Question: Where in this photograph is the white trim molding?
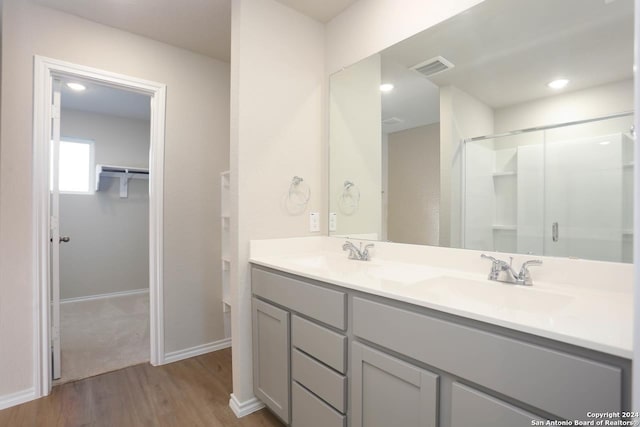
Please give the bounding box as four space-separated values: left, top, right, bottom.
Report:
32 55 167 400
164 338 232 364
60 288 149 304
229 393 265 418
0 388 36 411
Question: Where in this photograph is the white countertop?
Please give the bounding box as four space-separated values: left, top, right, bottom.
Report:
250 242 632 359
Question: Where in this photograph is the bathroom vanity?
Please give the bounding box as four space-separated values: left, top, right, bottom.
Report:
249 239 632 427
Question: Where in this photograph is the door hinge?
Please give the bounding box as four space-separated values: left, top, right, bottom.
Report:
50 216 59 231
51 104 60 120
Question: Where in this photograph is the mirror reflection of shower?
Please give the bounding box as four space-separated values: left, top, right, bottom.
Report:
463 111 634 263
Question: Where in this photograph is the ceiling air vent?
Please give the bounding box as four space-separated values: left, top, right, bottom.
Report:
382 117 404 126
410 56 454 78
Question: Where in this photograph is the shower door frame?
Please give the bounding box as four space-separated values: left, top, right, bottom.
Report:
461 110 634 257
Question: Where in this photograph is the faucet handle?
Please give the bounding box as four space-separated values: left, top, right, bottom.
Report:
518 259 542 285
481 253 499 263
481 254 503 280
362 243 375 260
520 259 543 270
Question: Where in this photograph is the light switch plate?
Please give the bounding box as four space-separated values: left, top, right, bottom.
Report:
329 212 337 231
309 212 320 232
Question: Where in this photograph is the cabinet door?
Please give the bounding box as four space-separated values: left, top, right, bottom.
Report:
351 342 439 427
252 298 290 424
451 382 542 427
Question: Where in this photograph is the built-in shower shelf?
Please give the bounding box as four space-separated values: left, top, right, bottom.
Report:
492 224 517 231
492 171 517 177
622 229 634 236
95 164 149 198
623 162 634 168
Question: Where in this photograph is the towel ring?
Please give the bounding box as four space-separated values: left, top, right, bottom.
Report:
338 180 360 215
284 176 310 215
289 176 310 206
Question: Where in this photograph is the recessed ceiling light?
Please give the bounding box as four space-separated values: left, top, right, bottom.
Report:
66 82 86 92
380 83 394 93
600 141 611 145
547 79 569 90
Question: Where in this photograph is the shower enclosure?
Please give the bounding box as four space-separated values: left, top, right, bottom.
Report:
463 112 634 263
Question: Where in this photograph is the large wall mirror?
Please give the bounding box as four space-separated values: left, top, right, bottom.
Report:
329 0 634 263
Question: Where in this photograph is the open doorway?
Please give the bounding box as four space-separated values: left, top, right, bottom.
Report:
33 56 167 397
51 77 151 383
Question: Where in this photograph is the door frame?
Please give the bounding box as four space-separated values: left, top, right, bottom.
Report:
32 56 167 397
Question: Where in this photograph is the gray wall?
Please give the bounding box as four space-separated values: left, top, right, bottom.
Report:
387 123 440 245
230 0 325 403
59 108 150 300
0 0 230 396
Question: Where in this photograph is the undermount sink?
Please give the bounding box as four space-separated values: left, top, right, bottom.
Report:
283 255 572 315
365 263 444 285
403 275 573 314
288 255 331 270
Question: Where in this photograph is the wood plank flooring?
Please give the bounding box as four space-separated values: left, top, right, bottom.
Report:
0 348 284 427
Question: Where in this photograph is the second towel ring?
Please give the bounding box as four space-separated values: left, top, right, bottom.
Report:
339 180 360 215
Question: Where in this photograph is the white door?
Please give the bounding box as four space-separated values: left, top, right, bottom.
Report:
50 79 62 380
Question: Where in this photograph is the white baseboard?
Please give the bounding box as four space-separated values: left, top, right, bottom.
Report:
163 337 232 364
60 288 149 304
229 393 265 418
0 388 36 411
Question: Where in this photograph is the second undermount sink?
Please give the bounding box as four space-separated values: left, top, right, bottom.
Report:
402 275 573 314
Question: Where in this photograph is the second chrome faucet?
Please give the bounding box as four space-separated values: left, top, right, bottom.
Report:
343 241 374 261
481 254 542 286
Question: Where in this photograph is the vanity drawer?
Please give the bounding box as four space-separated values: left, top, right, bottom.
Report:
292 381 346 427
352 297 622 420
292 315 347 373
252 267 346 330
292 348 347 413
451 382 542 427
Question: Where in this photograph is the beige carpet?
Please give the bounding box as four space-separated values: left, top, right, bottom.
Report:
57 291 150 384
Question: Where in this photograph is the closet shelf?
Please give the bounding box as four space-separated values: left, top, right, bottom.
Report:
96 164 149 198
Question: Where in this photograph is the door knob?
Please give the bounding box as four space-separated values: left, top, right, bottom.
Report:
59 236 70 243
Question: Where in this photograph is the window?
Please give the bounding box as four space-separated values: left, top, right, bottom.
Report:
50 139 95 194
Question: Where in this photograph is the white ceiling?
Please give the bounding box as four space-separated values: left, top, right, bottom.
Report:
31 0 358 62
273 0 358 22
61 78 150 121
379 0 633 132
33 0 232 61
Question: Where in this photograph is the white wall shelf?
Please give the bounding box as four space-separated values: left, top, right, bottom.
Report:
95 164 149 198
221 171 231 338
492 224 517 231
492 171 517 177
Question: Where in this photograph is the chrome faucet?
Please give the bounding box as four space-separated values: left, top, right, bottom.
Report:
343 241 374 261
481 254 542 286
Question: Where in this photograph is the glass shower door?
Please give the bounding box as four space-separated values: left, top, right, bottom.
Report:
543 116 634 262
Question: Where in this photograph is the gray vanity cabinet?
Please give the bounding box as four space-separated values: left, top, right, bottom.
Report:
351 342 439 427
252 266 348 426
251 265 630 427
252 298 290 424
